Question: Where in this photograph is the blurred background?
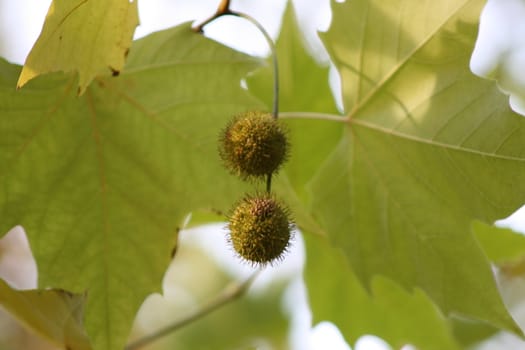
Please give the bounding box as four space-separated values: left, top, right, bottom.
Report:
2 0 525 349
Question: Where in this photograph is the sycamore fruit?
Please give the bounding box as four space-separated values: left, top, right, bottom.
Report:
219 111 288 180
228 194 292 265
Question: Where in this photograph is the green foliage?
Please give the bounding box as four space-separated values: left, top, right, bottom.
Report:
305 234 461 350
310 0 524 333
2 0 525 349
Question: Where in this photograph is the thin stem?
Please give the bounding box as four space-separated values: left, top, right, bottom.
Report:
229 11 279 120
226 11 280 193
193 10 279 120
125 272 260 350
266 173 272 193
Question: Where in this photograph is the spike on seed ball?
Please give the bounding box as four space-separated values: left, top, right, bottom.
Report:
219 111 289 180
228 194 292 265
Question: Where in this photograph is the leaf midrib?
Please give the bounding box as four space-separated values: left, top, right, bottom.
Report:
85 89 112 349
346 0 471 119
280 112 525 162
351 118 525 162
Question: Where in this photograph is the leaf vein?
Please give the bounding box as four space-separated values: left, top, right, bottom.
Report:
348 0 470 119
352 118 525 162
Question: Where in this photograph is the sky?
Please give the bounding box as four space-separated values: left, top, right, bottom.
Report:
2 0 525 349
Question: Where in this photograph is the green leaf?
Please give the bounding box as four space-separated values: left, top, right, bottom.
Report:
308 0 525 333
305 234 461 350
451 223 525 346
0 279 91 349
0 24 261 350
449 316 498 348
17 0 138 94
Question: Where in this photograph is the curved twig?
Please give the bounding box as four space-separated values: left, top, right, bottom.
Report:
193 7 279 120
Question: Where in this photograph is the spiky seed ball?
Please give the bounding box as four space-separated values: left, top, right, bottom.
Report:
219 111 289 180
228 194 292 265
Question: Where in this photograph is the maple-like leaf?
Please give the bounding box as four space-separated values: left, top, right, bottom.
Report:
1 24 260 350
304 0 525 333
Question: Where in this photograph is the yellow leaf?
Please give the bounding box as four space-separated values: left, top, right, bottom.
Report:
17 0 138 94
0 279 91 350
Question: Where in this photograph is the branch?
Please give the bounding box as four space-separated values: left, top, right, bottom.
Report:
125 272 260 350
192 0 231 33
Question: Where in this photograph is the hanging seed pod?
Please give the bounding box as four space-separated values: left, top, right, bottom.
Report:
219 111 289 181
227 194 292 265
